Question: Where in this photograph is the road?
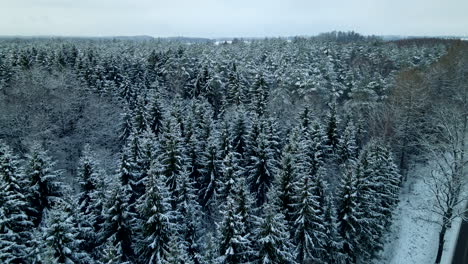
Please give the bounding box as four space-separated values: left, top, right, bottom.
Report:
452 210 468 264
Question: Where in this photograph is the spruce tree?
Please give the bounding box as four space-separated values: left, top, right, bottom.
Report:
136 170 174 264
217 151 243 206
337 166 360 263
157 117 186 202
199 138 222 214
292 173 327 263
76 144 104 256
147 92 165 136
250 74 269 116
101 186 135 262
40 204 88 263
164 233 195 264
0 143 34 263
216 196 253 264
230 107 249 159
226 62 245 106
175 168 203 264
337 120 358 164
275 143 298 231
323 197 346 264
254 201 297 264
246 130 277 207
101 234 130 264
24 144 62 227
297 121 328 178
325 102 340 154
120 110 134 142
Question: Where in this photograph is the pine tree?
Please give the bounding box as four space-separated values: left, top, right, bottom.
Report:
337 166 360 263
217 119 232 162
250 74 269 116
76 144 104 256
120 110 134 142
225 62 245 106
337 120 358 163
298 107 312 132
175 168 203 264
217 151 243 206
133 102 148 134
275 143 298 231
325 102 340 154
230 107 249 159
353 152 382 261
374 144 401 221
164 233 195 264
0 143 34 263
136 171 174 264
101 186 135 262
233 179 255 241
201 232 218 264
323 197 346 264
254 201 297 264
199 138 222 214
246 127 277 207
297 120 328 177
216 196 253 264
147 92 165 136
292 173 327 263
101 234 130 264
24 144 62 227
40 204 88 263
157 117 186 202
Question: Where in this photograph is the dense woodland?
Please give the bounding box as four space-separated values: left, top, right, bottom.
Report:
0 34 467 264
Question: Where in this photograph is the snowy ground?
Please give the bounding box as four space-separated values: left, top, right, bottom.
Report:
374 164 465 264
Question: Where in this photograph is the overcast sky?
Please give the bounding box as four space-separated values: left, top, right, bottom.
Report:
0 0 466 38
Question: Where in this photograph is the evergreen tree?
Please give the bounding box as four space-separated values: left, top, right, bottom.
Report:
133 102 148 134
164 233 195 264
175 168 203 264
337 120 358 163
323 197 346 264
199 138 222 214
147 92 165 136
275 143 298 231
298 121 328 177
325 102 340 154
337 166 360 263
101 186 135 262
76 144 104 256
40 204 88 263
120 110 134 142
201 232 218 264
292 173 327 264
157 117 186 202
24 144 62 227
136 170 174 264
246 130 277 207
250 74 269 116
217 151 243 205
225 62 245 106
254 202 297 264
0 143 34 263
217 119 232 162
101 234 130 264
230 107 249 159
216 196 253 264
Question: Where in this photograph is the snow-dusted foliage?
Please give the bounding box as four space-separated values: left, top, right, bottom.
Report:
0 34 460 264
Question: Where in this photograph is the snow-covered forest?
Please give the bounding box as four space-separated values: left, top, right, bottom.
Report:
0 34 467 264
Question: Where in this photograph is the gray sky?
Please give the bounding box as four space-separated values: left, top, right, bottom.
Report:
0 0 466 37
